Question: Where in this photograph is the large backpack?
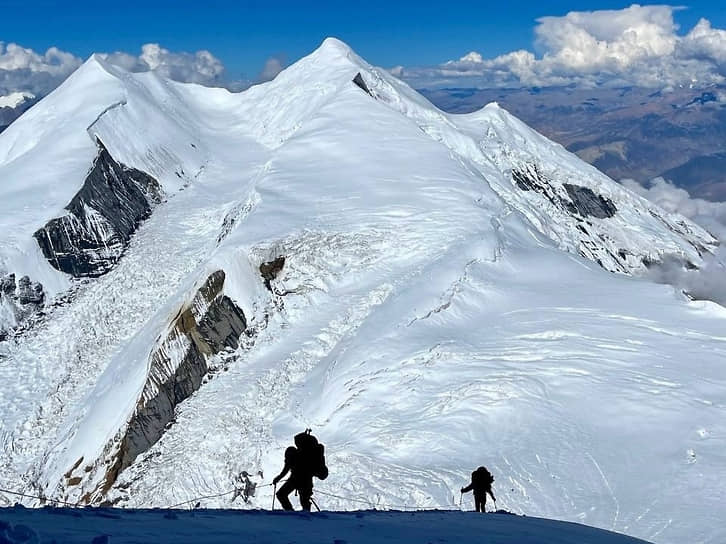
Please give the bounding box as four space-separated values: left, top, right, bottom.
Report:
471 466 494 488
294 429 329 481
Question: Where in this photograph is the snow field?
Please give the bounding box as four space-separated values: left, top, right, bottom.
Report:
0 38 724 544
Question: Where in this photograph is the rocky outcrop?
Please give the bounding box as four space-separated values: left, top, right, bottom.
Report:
513 166 617 218
563 183 617 219
33 140 162 278
511 165 632 273
353 73 373 97
259 257 285 292
0 273 45 341
96 270 246 496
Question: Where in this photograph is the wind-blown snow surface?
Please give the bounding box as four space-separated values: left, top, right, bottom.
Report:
0 508 652 544
0 38 724 544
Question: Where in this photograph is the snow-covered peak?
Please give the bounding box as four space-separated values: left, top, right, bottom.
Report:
312 36 355 59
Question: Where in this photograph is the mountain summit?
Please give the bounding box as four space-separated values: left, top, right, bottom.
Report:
0 39 723 544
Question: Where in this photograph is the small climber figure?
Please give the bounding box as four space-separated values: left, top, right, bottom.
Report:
461 466 496 512
231 471 256 503
272 429 328 511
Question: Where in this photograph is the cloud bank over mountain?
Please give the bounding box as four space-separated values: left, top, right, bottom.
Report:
99 44 226 86
622 177 726 306
0 42 233 102
0 42 82 98
401 4 726 89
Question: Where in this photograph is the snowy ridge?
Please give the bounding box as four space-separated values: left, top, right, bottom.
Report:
343 59 717 273
0 507 652 544
0 38 724 544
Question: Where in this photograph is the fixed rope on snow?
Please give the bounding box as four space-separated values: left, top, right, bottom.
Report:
0 487 80 508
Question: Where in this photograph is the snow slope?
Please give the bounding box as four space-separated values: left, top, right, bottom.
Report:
0 38 724 544
0 507 652 544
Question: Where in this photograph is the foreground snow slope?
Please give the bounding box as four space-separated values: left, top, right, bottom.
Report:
0 39 724 544
0 508 651 544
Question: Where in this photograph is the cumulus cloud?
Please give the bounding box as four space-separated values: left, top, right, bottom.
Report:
0 40 233 113
100 44 225 86
258 56 286 82
402 4 726 89
622 177 726 306
0 42 82 99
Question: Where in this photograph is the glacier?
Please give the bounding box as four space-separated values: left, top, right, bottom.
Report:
0 38 724 544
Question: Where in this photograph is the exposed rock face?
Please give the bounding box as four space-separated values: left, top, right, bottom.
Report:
511 165 633 272
512 165 545 192
353 72 373 97
33 140 162 278
259 257 285 291
563 183 617 219
513 165 617 219
97 270 246 496
0 273 45 340
510 164 716 273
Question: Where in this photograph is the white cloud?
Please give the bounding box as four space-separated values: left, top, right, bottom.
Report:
622 177 726 238
0 42 82 98
258 56 285 82
0 41 231 109
403 4 726 89
100 44 225 85
0 42 82 75
622 177 726 306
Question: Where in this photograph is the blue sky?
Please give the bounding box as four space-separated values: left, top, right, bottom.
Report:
1 1 724 79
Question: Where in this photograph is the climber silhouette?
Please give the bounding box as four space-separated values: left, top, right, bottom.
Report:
273 430 328 511
461 466 496 513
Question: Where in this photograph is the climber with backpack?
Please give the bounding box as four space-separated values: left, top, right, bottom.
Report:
461 466 496 513
272 429 328 511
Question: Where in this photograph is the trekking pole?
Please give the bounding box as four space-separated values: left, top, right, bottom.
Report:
459 492 463 510
272 483 277 511
310 497 321 512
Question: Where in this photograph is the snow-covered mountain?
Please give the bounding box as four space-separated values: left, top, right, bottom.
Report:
0 38 724 544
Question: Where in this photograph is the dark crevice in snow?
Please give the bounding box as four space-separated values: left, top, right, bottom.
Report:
93 270 246 500
353 73 374 97
33 139 162 278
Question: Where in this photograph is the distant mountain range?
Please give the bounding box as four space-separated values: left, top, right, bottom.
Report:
421 85 726 201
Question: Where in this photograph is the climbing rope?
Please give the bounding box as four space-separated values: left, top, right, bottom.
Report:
169 489 236 509
312 489 444 511
0 487 80 508
170 482 276 510
0 482 455 513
